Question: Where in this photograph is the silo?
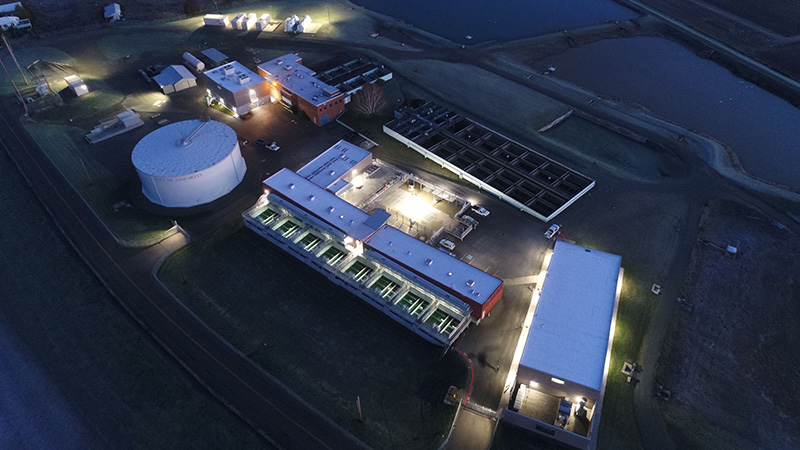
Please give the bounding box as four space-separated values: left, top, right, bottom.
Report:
131 120 246 208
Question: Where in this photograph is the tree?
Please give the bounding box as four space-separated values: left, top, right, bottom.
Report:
351 83 387 117
184 0 200 15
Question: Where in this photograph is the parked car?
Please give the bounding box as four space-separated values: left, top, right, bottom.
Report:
255 138 268 147
268 142 280 152
471 205 490 217
439 239 456 251
437 247 457 257
461 215 479 228
544 224 561 240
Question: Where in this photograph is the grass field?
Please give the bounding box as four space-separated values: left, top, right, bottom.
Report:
23 122 174 245
159 226 462 449
684 0 800 36
656 200 800 450
0 149 269 450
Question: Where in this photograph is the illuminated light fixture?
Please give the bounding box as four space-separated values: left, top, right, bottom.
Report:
530 381 539 387
272 81 278 87
551 377 565 385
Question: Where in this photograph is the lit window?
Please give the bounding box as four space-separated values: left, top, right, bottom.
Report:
551 377 565 385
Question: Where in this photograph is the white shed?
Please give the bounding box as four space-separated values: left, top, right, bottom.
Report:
104 3 121 22
153 65 196 95
64 75 89 97
203 14 229 27
255 14 270 31
0 15 18 30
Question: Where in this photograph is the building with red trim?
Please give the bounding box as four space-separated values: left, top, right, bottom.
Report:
243 141 504 345
257 54 345 126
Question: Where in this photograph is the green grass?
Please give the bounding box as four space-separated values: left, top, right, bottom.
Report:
159 226 463 449
596 277 652 450
23 122 174 245
0 148 268 449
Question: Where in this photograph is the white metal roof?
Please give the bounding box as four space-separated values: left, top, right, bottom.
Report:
204 61 265 93
520 240 621 392
201 48 229 64
131 120 237 177
258 53 341 106
297 140 371 190
153 65 195 88
0 2 21 14
264 168 375 238
365 225 503 305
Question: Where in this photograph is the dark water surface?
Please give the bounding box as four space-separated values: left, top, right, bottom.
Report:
534 37 800 188
353 0 637 43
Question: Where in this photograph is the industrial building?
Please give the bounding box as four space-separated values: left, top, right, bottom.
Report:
132 119 246 208
243 141 504 346
504 240 622 449
153 65 196 95
315 59 393 103
258 53 344 126
85 110 143 144
384 102 595 222
64 75 88 97
204 61 269 116
201 48 229 67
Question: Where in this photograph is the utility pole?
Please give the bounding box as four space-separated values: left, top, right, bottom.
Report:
3 34 29 86
327 6 331 24
0 53 29 116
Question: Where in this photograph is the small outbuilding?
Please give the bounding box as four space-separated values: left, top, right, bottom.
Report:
0 15 18 30
64 75 89 97
153 65 196 95
104 3 121 22
203 14 229 27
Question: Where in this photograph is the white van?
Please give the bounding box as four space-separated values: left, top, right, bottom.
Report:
439 239 456 251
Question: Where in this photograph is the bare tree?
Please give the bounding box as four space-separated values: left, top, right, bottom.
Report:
351 83 387 117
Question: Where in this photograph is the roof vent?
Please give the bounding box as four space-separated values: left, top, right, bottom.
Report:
339 214 344 219
329 170 335 176
466 280 475 287
447 272 453 276
328 206 335 213
426 258 433 266
288 183 295 189
276 60 283 65
308 195 315 201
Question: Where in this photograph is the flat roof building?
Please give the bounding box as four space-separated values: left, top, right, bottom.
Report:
203 61 269 116
297 140 373 194
243 142 504 345
504 240 623 449
258 53 345 126
201 48 229 66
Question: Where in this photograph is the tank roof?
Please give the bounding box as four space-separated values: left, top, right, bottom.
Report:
132 119 238 177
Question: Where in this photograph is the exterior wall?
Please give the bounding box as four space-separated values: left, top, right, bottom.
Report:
297 95 344 126
474 282 503 320
138 143 246 207
503 409 591 450
205 77 270 115
243 212 470 346
515 366 599 408
383 125 595 222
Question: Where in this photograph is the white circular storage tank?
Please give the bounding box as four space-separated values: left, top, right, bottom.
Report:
132 119 246 208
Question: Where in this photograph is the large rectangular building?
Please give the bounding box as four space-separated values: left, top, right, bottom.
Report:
257 54 345 126
243 142 504 346
504 240 622 449
203 61 269 116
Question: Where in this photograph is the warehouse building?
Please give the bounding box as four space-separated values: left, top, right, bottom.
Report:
243 142 504 346
258 53 344 126
204 61 269 116
153 65 196 95
504 240 623 449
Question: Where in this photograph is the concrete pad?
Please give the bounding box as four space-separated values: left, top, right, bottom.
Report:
445 409 496 450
